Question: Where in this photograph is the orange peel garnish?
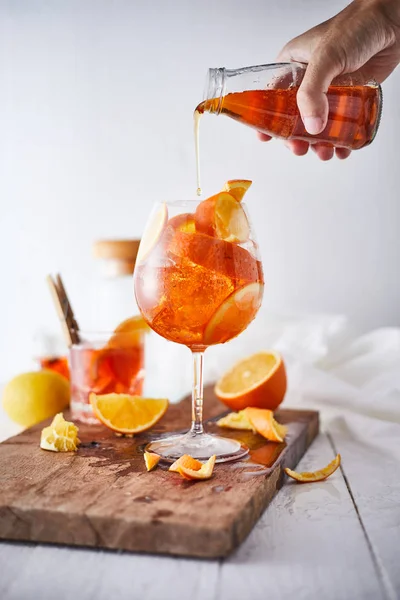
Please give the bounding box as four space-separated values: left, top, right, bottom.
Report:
222 179 252 202
177 455 216 480
195 191 250 243
169 454 203 473
144 451 160 471
285 454 341 483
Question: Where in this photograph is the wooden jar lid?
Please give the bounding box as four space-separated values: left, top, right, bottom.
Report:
92 240 141 276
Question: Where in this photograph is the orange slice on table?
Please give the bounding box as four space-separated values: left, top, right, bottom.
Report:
215 351 287 412
222 179 252 202
177 455 216 480
144 451 161 471
195 192 250 243
285 454 341 483
169 454 203 473
136 202 168 263
203 282 263 345
89 393 169 434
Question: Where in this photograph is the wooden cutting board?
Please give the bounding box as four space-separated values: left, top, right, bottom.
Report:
0 386 318 558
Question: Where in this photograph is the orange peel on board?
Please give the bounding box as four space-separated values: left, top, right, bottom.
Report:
177 455 216 480
169 454 203 473
218 408 287 442
285 454 341 483
144 451 161 471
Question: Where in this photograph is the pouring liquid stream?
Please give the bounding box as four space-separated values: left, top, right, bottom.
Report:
194 108 202 196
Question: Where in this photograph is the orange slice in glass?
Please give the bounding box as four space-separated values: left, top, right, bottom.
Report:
137 202 168 263
222 179 252 202
169 454 203 473
203 282 263 345
167 213 196 233
107 315 150 349
215 351 287 411
165 230 262 285
89 393 169 434
195 192 250 242
285 454 341 483
144 451 161 471
243 408 287 442
177 455 216 480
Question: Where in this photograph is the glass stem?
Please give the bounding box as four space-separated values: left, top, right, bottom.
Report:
190 351 204 435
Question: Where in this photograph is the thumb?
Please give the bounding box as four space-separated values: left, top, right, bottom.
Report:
298 46 344 135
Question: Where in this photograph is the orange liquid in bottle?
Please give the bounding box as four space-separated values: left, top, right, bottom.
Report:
196 86 381 150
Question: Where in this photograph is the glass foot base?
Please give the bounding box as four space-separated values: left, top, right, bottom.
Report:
146 431 249 463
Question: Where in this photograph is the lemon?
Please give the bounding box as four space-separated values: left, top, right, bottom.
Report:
40 413 80 452
2 371 70 427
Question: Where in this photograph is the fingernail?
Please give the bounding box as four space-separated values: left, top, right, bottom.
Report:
303 116 324 135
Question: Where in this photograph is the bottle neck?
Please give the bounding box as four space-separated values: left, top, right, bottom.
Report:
203 67 226 114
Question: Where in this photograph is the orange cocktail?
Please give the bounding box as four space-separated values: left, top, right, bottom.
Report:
134 182 264 462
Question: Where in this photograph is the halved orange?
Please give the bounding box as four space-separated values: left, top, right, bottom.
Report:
89 393 169 434
285 454 341 483
243 408 287 442
177 455 216 480
203 282 263 345
144 451 160 471
222 179 252 202
215 351 287 411
107 315 150 349
195 192 250 243
169 454 202 473
136 202 168 263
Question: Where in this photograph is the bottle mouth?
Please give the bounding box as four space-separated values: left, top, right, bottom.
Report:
203 68 225 114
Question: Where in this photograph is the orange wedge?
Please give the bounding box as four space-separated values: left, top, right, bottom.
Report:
169 454 203 473
177 455 216 480
136 202 168 263
222 179 252 202
285 454 341 483
203 282 263 345
107 315 150 349
243 408 287 442
144 451 161 471
195 192 250 243
215 351 287 411
89 393 169 434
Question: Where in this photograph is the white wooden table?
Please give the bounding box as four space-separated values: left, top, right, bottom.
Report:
1 426 399 600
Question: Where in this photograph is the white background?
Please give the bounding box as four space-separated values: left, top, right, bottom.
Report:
1 0 399 385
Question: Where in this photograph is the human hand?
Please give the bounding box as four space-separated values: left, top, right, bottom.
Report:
259 0 400 160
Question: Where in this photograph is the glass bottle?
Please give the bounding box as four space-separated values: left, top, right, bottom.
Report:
196 62 382 150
